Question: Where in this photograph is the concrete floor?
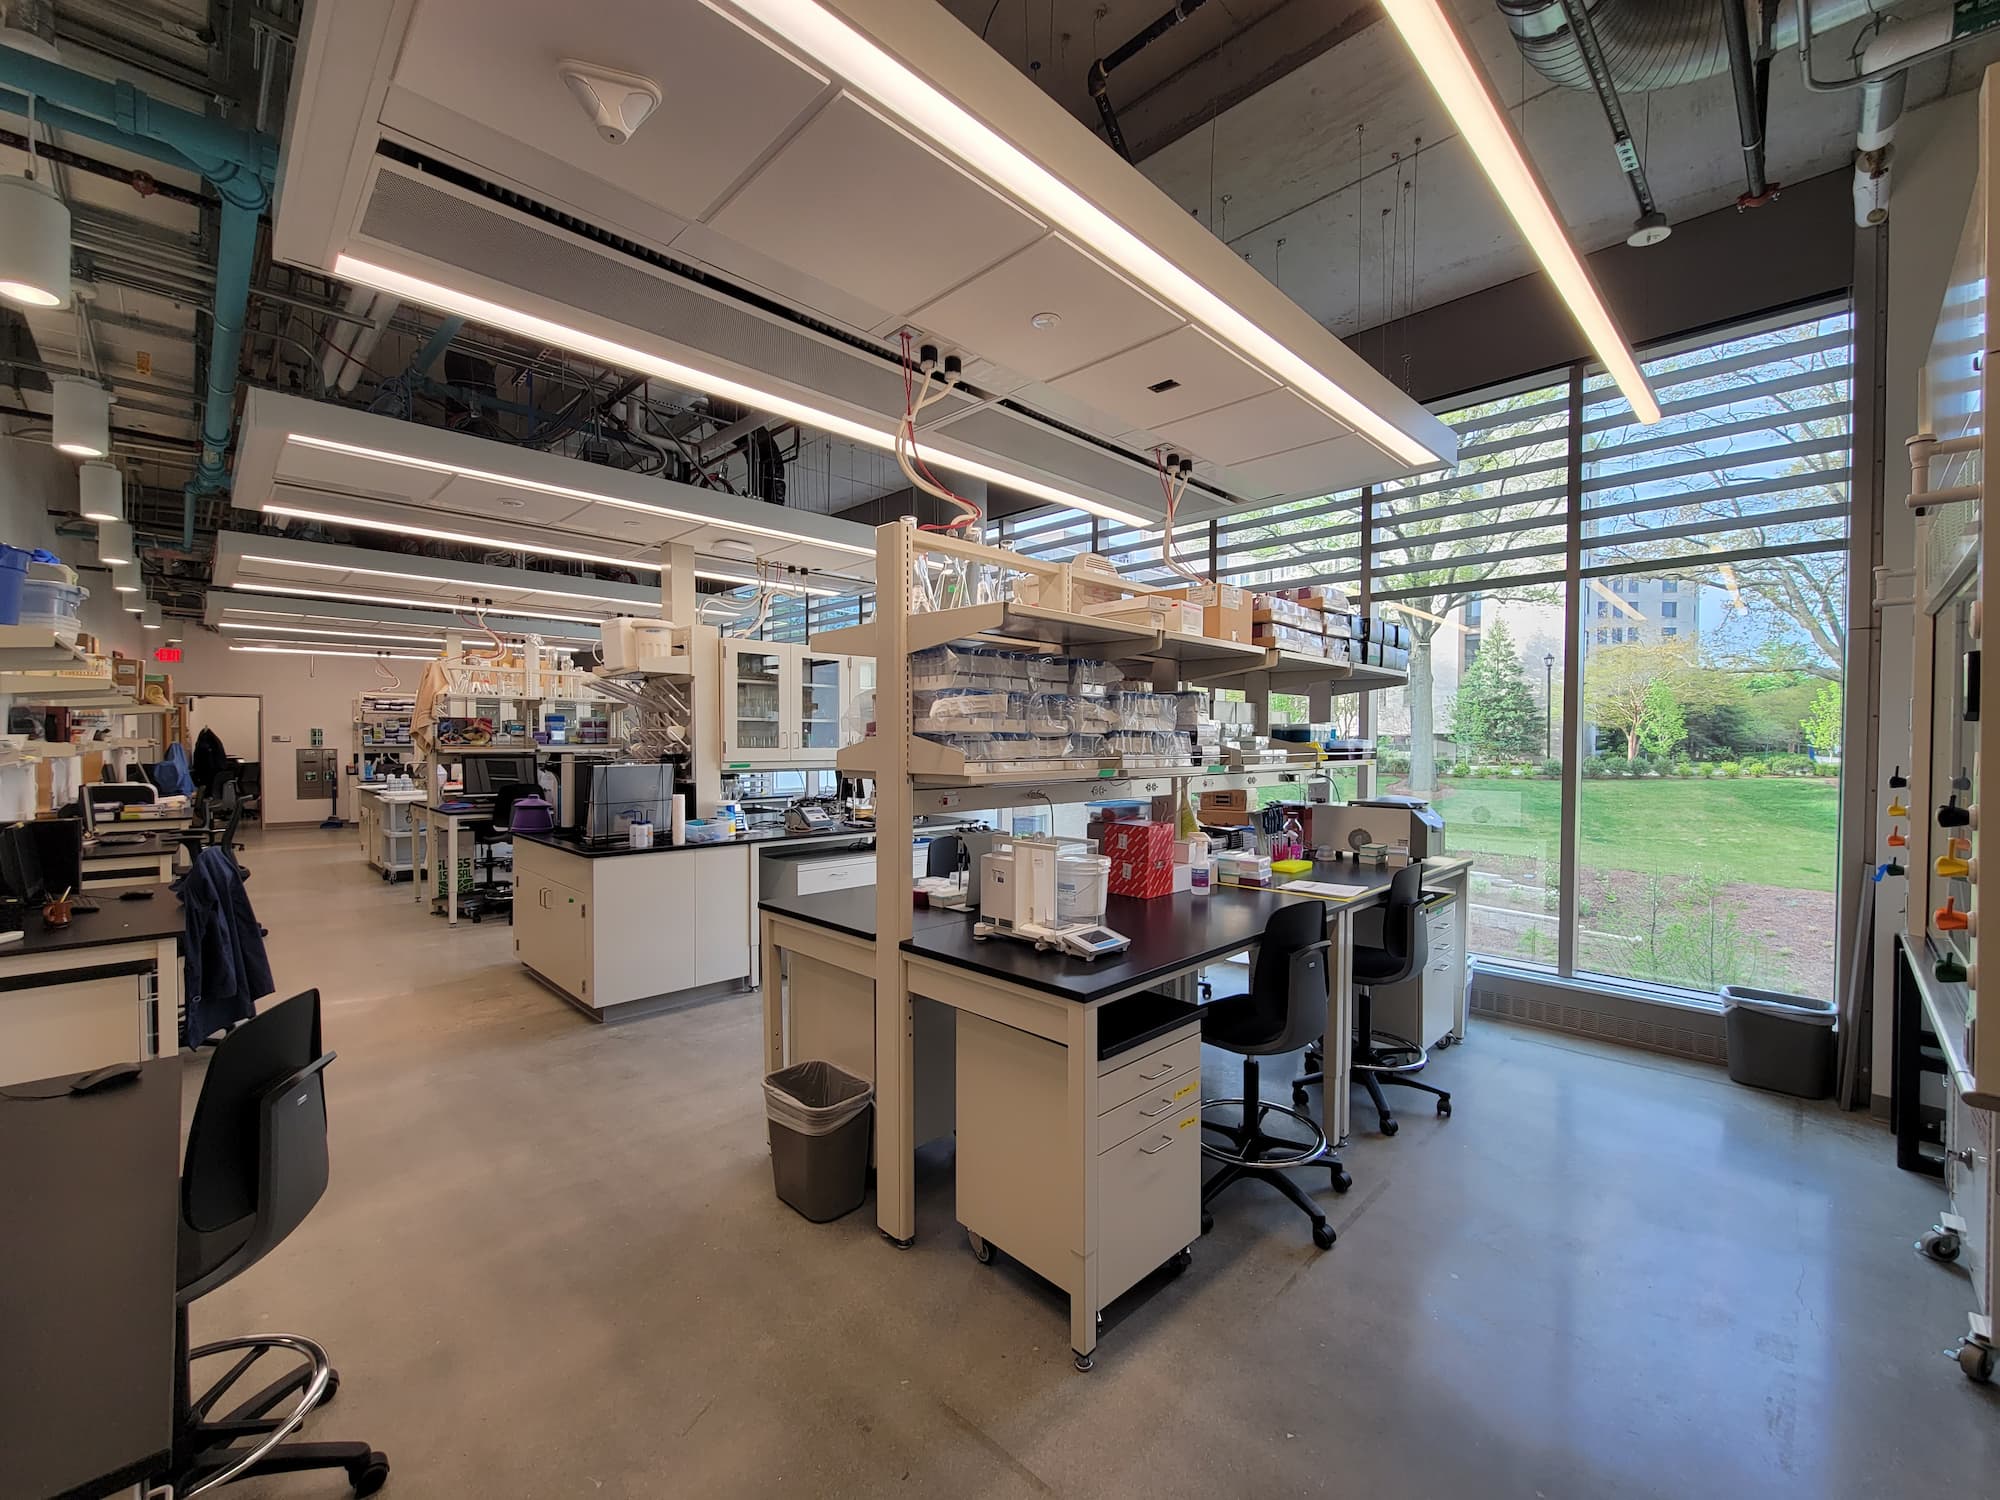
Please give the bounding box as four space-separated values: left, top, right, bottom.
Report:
197 826 2000 1499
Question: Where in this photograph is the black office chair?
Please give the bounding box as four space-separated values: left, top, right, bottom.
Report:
1198 901 1348 1250
172 989 389 1496
237 763 263 824
464 781 536 923
924 834 964 879
181 778 249 881
1293 863 1452 1136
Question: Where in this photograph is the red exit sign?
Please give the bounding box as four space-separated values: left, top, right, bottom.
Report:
152 647 183 663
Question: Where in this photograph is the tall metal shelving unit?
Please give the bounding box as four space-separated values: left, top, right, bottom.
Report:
814 519 1405 1260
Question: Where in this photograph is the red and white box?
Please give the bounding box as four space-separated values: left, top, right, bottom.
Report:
1103 821 1176 898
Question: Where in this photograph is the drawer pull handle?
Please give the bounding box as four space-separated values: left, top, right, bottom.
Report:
1140 1097 1179 1117
1139 1062 1176 1080
1140 1133 1175 1155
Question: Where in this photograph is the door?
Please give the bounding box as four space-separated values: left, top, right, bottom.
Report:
721 640 786 763
795 653 845 759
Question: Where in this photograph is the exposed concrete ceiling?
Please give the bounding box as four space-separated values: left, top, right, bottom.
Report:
972 0 2000 343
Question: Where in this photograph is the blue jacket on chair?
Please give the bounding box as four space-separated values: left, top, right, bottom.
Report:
174 845 274 1047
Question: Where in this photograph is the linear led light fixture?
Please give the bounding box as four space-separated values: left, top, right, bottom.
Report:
329 257 1152 528
256 505 851 597
1376 0 1658 423
715 0 1445 468
233 582 608 624
231 645 436 660
239 553 659 610
218 622 449 645
220 608 600 645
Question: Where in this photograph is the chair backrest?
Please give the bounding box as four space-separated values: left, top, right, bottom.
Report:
180 990 333 1299
1362 863 1431 986
490 781 539 832
1240 899 1334 1053
925 834 964 878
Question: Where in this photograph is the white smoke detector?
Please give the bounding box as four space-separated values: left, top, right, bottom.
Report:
559 61 662 146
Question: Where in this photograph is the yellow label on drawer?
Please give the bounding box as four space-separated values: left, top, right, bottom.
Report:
1171 1079 1198 1103
1179 1113 1199 1130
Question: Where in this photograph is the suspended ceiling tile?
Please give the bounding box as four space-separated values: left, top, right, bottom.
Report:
910 233 1182 383
670 221 894 338
276 442 456 507
1048 325 1277 433
387 0 827 224
432 474 598 529
1222 431 1379 497
1154 388 1350 467
707 93 1045 319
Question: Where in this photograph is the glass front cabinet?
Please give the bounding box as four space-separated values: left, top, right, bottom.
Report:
720 641 856 766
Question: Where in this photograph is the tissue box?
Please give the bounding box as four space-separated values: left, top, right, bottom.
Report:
1103 820 1175 898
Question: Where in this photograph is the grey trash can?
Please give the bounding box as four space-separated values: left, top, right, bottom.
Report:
1720 987 1836 1099
763 1060 874 1222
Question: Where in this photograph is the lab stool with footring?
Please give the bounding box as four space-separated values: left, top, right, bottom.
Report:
1198 901 1351 1250
463 782 538 923
170 988 389 1495
1293 863 1452 1135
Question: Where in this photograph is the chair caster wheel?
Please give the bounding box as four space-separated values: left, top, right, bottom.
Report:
969 1231 992 1264
1312 1221 1336 1250
1200 1211 1214 1235
320 1369 340 1406
1437 1098 1452 1118
1074 1352 1094 1373
1380 1117 1400 1137
349 1452 390 1496
1291 1085 1309 1106
1330 1164 1352 1194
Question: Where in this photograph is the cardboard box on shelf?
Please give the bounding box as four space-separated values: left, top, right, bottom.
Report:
1251 594 1319 629
1162 582 1253 643
1103 820 1176 897
1083 595 1204 635
1251 622 1328 654
1197 788 1254 826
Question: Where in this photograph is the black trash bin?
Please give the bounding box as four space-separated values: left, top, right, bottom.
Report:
763 1060 873 1222
1721 987 1836 1099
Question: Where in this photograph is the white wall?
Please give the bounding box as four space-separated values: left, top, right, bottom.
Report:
0 436 144 658
170 632 403 824
1871 89 1983 1104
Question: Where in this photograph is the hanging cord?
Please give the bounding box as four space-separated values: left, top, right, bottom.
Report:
372 655 402 691
1156 451 1206 582
897 332 982 532
456 606 506 662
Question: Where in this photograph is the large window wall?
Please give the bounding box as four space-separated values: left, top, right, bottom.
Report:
983 300 1857 1003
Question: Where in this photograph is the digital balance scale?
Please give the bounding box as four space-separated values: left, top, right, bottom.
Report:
971 837 1131 961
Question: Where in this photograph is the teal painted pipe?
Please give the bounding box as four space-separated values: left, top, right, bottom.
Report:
0 51 278 545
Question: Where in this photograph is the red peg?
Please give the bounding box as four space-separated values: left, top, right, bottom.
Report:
1936 898 1970 931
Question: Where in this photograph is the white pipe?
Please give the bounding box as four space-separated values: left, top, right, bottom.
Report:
1850 10 1975 225
319 285 376 392
334 298 399 394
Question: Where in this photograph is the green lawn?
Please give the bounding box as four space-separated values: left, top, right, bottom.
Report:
1431 776 1841 892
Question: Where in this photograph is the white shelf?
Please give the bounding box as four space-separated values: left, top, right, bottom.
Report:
837 735 1340 790
0 628 93 671
1183 648 1408 693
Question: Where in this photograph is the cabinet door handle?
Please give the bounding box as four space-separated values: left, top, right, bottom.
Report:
1139 1062 1176 1080
1140 1096 1180 1117
1139 1133 1175 1155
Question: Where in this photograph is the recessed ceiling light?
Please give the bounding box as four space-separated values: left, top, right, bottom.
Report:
1029 311 1061 331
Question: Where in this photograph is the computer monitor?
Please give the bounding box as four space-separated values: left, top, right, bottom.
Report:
0 817 81 903
464 755 534 798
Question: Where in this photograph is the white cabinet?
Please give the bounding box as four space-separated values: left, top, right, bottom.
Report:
719 641 853 766
514 868 592 1002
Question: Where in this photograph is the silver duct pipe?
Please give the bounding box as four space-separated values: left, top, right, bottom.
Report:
1500 0 1877 93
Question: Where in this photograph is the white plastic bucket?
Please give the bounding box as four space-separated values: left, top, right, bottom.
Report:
1057 853 1110 924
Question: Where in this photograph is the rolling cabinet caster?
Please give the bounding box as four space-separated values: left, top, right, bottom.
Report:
1172 1246 1194 1272
968 1230 993 1264
1330 1163 1352 1194
882 1232 915 1250
1955 1336 1996 1384
1918 1227 1962 1263
1312 1220 1336 1250
1074 1352 1095 1373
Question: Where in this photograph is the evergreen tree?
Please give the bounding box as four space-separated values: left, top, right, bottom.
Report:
1449 620 1542 759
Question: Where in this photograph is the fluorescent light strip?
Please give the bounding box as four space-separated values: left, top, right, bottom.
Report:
717 0 1445 467
257 507 846 597
329 258 1151 529
1375 0 1659 423
218 622 447 645
233 582 607 624
230 646 436 661
240 553 658 610
221 608 600 645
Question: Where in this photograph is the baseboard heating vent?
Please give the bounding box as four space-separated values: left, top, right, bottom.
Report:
1469 966 1727 1064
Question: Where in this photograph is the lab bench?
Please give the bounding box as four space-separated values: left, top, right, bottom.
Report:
757 856 1471 1366
80 830 178 891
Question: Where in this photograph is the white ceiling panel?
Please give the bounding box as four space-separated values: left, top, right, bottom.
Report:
910 234 1182 383
1153 388 1351 467
1049 325 1277 434
387 0 828 224
1221 431 1379 496
707 93 1046 319
431 473 597 530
